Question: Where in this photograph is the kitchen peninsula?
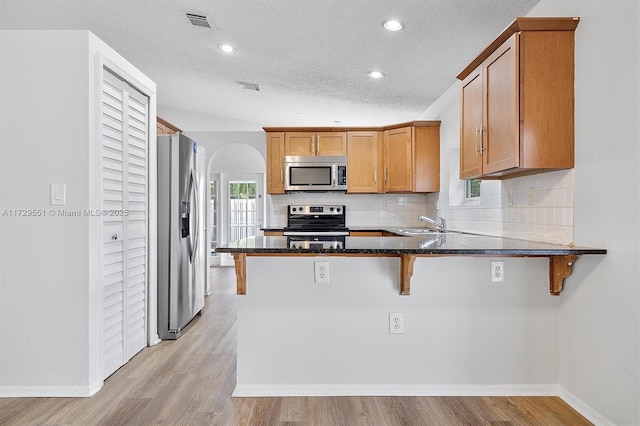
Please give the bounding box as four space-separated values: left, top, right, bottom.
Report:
217 232 606 296
216 233 605 397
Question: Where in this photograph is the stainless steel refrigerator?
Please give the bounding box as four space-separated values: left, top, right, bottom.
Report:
157 133 206 340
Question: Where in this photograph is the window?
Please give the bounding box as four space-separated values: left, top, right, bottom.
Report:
465 179 481 199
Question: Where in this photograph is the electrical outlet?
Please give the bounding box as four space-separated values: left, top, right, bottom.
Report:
389 312 404 334
491 261 505 282
383 201 389 210
314 261 329 283
527 187 536 206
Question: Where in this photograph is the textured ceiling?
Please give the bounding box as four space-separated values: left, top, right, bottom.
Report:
0 0 539 130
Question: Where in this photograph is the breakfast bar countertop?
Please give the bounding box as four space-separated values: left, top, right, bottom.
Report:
216 232 606 256
217 232 606 296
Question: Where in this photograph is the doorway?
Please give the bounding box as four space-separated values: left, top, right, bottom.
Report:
228 179 258 242
219 173 264 266
206 142 266 267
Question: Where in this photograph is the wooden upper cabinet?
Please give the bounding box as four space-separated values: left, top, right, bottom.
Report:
460 68 484 178
347 131 382 193
156 117 181 135
284 132 347 156
284 132 314 156
266 132 285 194
458 17 579 179
413 125 441 193
384 127 414 192
383 123 440 193
265 122 439 194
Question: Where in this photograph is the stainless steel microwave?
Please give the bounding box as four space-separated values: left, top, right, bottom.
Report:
284 155 347 192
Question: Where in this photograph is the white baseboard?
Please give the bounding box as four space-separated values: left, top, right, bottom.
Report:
559 386 614 426
0 380 103 398
232 383 560 397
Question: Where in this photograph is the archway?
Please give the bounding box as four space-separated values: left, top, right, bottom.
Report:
206 144 266 270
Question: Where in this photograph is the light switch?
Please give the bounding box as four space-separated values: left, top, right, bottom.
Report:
50 183 66 206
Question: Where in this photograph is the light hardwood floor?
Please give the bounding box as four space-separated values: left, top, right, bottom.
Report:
0 267 592 425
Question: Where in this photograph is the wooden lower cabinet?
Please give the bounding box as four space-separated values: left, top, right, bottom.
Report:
263 230 284 237
349 231 383 237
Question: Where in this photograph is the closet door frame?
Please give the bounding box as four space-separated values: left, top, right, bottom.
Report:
92 54 158 385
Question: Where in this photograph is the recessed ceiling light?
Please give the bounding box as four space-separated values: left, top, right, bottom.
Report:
218 44 235 53
367 71 385 79
383 20 404 31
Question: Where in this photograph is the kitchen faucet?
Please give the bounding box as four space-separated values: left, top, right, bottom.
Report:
418 215 446 231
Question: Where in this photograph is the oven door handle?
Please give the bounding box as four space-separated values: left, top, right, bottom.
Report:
283 231 349 236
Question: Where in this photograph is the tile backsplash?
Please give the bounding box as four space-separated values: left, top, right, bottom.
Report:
266 193 429 229
266 169 574 244
429 169 574 244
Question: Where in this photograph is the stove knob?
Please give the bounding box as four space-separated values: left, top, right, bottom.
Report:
336 207 341 213
292 207 297 212
329 207 334 212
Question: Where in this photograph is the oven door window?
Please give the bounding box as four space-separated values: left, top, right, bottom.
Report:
290 167 332 186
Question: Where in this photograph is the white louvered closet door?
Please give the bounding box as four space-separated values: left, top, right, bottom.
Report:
101 68 149 379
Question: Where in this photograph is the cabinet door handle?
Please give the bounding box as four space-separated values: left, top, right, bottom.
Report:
316 135 320 155
480 127 485 154
280 167 284 183
384 166 388 183
374 168 377 184
475 127 481 155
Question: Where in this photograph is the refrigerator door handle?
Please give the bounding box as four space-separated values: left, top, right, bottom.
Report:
186 171 195 262
191 170 200 259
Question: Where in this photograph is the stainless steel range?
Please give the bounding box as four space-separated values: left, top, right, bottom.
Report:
283 205 348 249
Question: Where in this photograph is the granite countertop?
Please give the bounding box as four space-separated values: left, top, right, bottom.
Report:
216 232 606 256
260 227 415 233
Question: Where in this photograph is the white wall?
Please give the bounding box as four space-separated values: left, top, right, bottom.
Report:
0 30 156 397
420 1 639 423
159 106 263 132
528 1 639 424
236 256 560 395
184 131 266 165
0 31 92 393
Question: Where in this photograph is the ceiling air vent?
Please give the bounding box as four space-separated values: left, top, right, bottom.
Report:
184 12 214 29
237 81 262 92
